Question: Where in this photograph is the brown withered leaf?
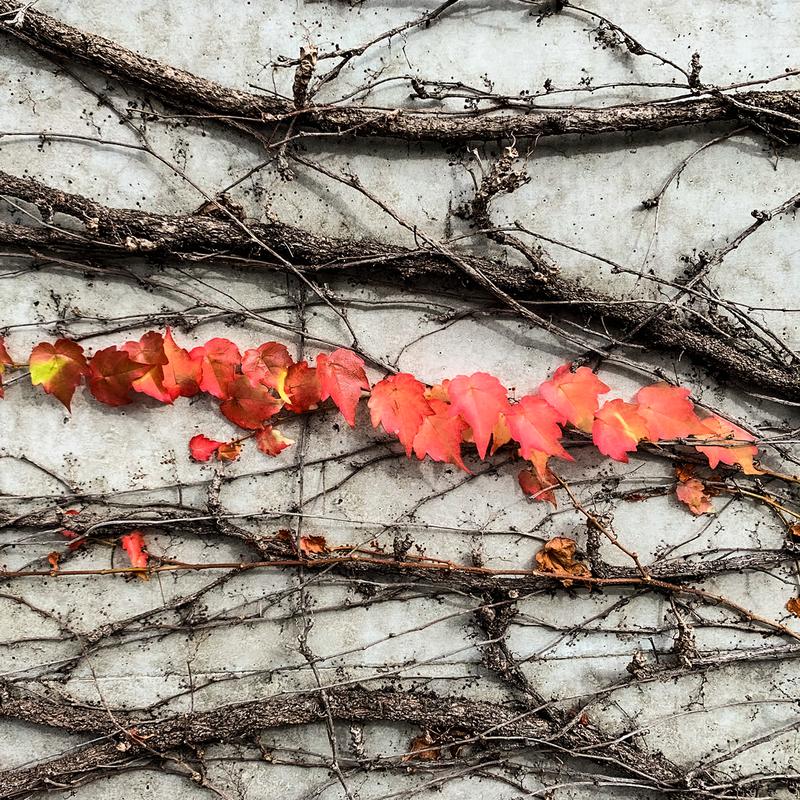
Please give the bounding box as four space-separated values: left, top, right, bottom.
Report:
789 524 800 539
674 463 695 483
274 530 328 556
47 551 61 573
402 732 441 762
534 536 591 586
300 535 328 555
786 597 800 618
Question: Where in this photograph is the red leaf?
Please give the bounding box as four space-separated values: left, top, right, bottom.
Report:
163 328 201 398
694 415 761 474
0 336 12 399
242 342 293 399
518 450 559 506
447 373 509 460
29 339 88 410
87 347 147 406
634 383 701 441
189 434 224 462
316 349 370 427
121 331 174 403
412 398 469 472
284 361 322 413
368 373 432 456
120 530 149 571
538 365 609 432
505 395 571 461
592 399 649 462
676 477 714 515
219 375 283 430
192 338 242 399
255 425 294 456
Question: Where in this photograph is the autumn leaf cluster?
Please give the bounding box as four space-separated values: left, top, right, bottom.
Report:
1 331 761 513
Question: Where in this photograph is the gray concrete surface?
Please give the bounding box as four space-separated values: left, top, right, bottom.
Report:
1 1 799 797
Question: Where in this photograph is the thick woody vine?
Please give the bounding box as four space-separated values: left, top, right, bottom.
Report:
1 1 800 798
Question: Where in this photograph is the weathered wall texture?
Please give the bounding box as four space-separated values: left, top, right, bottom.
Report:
1 1 799 798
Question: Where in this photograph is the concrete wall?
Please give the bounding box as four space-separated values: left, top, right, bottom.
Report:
1 1 799 797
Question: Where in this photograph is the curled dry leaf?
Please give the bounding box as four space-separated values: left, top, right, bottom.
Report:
534 536 591 584
402 732 441 762
216 440 243 462
275 530 328 555
299 535 328 555
786 597 800 618
47 551 60 573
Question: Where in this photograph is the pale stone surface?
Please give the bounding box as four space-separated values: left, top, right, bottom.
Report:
1 1 799 797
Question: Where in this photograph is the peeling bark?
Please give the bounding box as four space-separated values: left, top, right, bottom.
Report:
1 0 798 144
2 170 798 399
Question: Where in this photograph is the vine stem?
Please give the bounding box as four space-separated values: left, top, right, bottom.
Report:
5 553 799 641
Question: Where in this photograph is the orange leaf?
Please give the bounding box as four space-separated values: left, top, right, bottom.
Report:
29 339 88 410
316 349 370 427
403 732 441 762
87 347 148 406
47 551 61 573
219 375 283 430
189 434 224 462
369 373 432 456
192 338 242 399
426 379 450 402
162 328 201 398
518 451 558 507
538 364 609 432
412 398 469 472
447 372 509 459
121 331 174 403
242 342 294 399
634 383 701 441
284 361 322 413
592 399 649 462
300 534 327 554
675 477 714 516
505 394 571 461
0 336 13 399
255 425 294 456
786 597 800 618
694 415 761 475
216 440 243 462
534 536 591 584
489 413 512 455
120 530 149 572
